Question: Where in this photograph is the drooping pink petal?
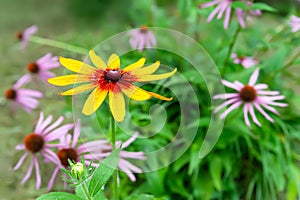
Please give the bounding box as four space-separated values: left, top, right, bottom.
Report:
42 116 64 135
248 104 261 126
33 156 41 189
214 97 240 113
222 80 242 91
13 74 31 89
47 167 60 191
220 101 242 119
35 112 44 133
21 156 35 184
243 103 251 126
13 152 28 170
44 124 74 142
253 102 274 122
213 93 239 99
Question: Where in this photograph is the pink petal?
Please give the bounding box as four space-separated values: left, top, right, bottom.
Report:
13 74 31 89
222 80 241 91
38 115 53 134
21 155 34 184
220 101 242 119
248 104 261 126
33 156 41 189
13 152 28 170
120 151 146 160
42 116 64 135
16 144 25 150
72 120 81 148
35 112 44 133
121 132 139 149
47 167 60 191
224 6 232 29
243 103 251 126
214 97 239 113
254 84 268 90
36 53 52 65
18 89 43 98
248 68 260 86
213 93 239 99
44 124 74 142
253 102 274 122
208 4 222 22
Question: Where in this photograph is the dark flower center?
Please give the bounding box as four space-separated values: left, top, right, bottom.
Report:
140 25 148 33
5 89 17 100
57 148 78 168
24 134 44 153
104 70 121 82
27 62 39 73
239 85 257 102
16 32 23 40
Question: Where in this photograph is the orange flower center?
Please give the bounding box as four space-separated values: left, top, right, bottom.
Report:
239 85 257 102
5 89 17 100
104 70 121 82
57 148 78 168
16 32 23 40
24 134 44 153
27 62 39 73
140 25 148 33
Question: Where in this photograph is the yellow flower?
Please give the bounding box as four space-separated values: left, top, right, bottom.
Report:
48 50 177 122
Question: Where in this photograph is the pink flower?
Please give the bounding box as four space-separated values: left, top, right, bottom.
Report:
16 25 38 50
288 15 300 33
199 0 261 29
5 74 43 113
27 53 60 82
231 53 258 68
47 121 107 190
92 132 146 181
214 69 287 126
13 112 74 189
128 26 157 52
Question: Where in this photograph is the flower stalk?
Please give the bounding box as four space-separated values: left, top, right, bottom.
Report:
29 36 88 55
81 182 93 200
111 114 119 200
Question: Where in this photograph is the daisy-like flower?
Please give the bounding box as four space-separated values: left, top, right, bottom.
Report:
5 74 43 113
199 0 261 29
47 121 105 190
288 15 300 32
91 132 146 181
16 25 38 50
231 53 258 68
13 112 74 189
128 26 157 52
27 53 60 82
213 68 287 126
48 50 176 122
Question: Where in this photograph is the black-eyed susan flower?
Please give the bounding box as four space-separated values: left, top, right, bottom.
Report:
48 50 176 122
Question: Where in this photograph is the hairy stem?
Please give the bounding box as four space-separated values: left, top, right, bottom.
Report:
29 36 88 55
81 182 93 200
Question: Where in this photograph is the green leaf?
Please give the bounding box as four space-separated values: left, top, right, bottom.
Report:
37 192 83 200
88 148 121 197
209 157 222 191
250 3 277 12
230 2 248 10
93 190 108 200
127 194 157 200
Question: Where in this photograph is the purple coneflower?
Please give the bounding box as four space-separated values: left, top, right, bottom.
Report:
5 74 43 113
231 53 258 68
288 15 300 33
92 132 146 181
47 121 108 190
128 26 157 52
16 25 38 50
199 0 261 29
27 53 60 82
214 68 287 126
13 112 74 189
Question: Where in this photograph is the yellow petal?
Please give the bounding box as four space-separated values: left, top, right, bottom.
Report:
59 57 96 74
119 82 152 101
48 75 90 86
107 54 120 70
148 91 173 101
89 50 107 70
122 58 146 73
82 87 108 116
60 83 96 96
131 61 160 76
109 88 125 122
137 68 177 82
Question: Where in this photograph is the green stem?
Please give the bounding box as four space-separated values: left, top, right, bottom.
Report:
81 182 93 200
29 36 88 55
222 25 242 74
111 114 119 200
